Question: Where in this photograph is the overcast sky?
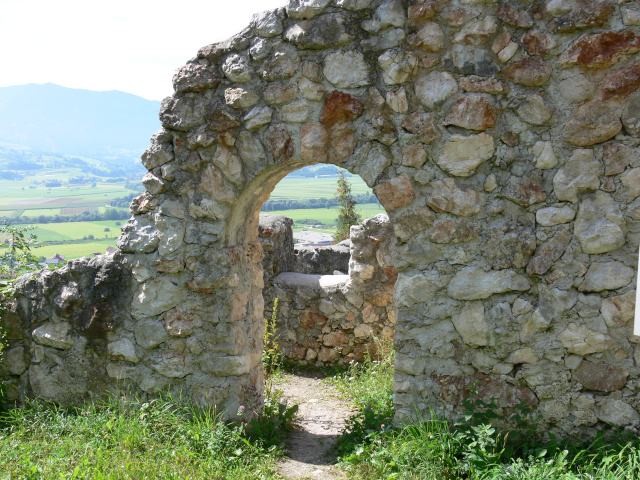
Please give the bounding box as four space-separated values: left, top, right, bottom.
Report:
0 0 287 100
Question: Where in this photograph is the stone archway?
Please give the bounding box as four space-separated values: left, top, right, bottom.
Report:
4 0 640 437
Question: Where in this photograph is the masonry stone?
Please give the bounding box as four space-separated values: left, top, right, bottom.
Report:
4 0 640 438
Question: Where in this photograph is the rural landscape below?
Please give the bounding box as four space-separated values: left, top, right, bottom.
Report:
0 84 383 261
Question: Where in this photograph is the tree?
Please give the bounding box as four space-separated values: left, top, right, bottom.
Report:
0 223 40 278
1 223 41 405
334 171 360 243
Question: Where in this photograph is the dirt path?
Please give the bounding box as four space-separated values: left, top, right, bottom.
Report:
274 373 354 480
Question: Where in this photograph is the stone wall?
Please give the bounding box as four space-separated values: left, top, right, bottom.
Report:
259 214 295 316
1 254 136 404
293 241 351 274
271 213 397 365
2 0 640 437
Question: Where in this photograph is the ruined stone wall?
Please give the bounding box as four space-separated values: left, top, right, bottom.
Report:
2 0 640 437
271 214 397 365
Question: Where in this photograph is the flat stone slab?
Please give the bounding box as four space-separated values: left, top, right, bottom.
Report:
275 272 349 290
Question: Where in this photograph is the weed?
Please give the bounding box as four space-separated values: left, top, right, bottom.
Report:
245 385 298 450
262 298 282 379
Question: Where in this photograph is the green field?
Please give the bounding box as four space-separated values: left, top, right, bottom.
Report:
0 179 135 219
1 221 126 260
0 167 385 260
12 220 125 242
35 239 118 260
267 204 386 227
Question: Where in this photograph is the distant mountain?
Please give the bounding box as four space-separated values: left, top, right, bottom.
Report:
0 83 161 164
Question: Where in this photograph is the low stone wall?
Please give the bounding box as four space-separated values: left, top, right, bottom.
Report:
271 214 397 365
293 241 351 274
0 254 135 404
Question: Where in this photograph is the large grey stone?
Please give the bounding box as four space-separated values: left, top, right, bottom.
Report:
363 1 406 32
580 261 635 292
286 0 331 19
553 149 601 203
558 323 613 356
451 301 489 347
135 320 169 349
536 206 576 226
448 269 530 300
574 192 625 254
32 322 74 350
132 278 184 317
437 133 495 177
395 272 450 307
323 50 372 88
415 71 458 109
108 339 140 363
598 398 640 426
285 13 353 49
252 9 284 37
4 347 28 375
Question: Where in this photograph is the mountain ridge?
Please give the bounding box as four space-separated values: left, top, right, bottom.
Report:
0 83 161 163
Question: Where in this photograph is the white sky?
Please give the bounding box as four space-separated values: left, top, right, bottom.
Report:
0 0 287 101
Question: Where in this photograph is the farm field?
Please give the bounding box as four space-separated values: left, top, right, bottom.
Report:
35 239 118 260
10 220 125 242
1 221 126 260
0 180 135 219
267 175 371 200
0 165 384 260
267 204 387 227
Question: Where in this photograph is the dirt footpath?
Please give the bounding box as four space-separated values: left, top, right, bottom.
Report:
274 374 354 480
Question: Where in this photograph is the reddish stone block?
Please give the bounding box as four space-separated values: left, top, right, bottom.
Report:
522 30 557 56
573 360 628 392
444 96 499 131
600 62 640 100
560 30 640 68
550 1 614 33
497 4 533 28
408 0 450 25
373 175 415 211
401 112 440 143
320 90 364 127
502 58 552 87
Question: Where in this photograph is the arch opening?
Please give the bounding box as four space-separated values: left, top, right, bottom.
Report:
254 163 397 369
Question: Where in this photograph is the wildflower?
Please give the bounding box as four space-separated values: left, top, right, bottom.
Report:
237 405 245 415
381 424 385 429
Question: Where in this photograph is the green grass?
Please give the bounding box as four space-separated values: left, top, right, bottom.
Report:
0 396 283 479
327 342 640 480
